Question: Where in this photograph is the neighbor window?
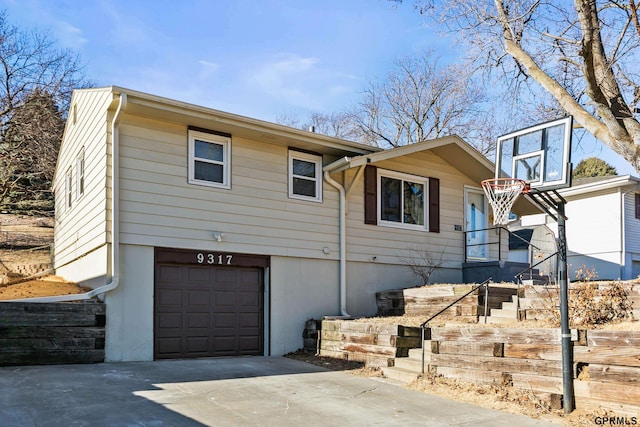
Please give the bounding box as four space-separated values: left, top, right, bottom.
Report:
65 167 72 211
378 170 427 229
188 129 231 189
288 151 322 202
76 149 85 198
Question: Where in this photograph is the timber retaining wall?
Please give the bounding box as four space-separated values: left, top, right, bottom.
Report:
319 319 640 414
0 302 105 366
319 320 421 368
429 326 640 415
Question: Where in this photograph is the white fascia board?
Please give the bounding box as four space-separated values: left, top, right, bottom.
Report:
109 86 378 156
559 175 640 197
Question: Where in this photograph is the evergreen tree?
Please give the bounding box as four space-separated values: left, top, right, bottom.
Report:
572 157 617 179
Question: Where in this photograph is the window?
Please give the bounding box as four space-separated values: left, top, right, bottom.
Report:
288 151 322 202
635 194 640 219
76 149 85 198
188 129 231 189
378 170 427 229
65 167 72 211
364 166 439 231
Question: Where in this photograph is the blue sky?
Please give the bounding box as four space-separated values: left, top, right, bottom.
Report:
1 0 443 121
1 0 636 175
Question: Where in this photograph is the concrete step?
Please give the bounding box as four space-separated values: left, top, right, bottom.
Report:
521 278 550 286
381 366 420 384
408 346 431 361
487 308 517 319
485 316 514 324
394 356 427 372
500 302 518 311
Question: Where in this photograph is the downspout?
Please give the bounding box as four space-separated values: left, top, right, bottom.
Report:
620 187 637 280
323 170 351 318
7 93 127 302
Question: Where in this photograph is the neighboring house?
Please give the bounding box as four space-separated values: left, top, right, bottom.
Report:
507 225 558 281
513 175 640 281
48 86 529 362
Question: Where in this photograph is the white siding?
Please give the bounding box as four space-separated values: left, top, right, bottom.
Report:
565 190 622 280
54 89 112 271
117 116 341 259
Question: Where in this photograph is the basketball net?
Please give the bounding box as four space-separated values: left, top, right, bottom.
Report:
481 178 527 225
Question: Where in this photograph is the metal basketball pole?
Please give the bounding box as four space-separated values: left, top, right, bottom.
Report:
526 190 574 413
556 201 575 413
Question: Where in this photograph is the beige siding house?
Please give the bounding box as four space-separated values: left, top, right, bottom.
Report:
50 86 509 361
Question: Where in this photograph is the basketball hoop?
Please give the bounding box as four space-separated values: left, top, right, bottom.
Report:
481 178 528 225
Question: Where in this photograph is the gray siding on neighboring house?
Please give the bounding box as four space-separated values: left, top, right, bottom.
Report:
623 191 640 279
624 192 640 253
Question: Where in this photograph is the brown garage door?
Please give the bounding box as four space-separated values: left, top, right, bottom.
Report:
154 248 267 359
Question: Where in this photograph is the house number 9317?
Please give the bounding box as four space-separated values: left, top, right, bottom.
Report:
197 253 233 265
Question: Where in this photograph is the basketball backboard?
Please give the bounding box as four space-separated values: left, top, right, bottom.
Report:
495 116 573 191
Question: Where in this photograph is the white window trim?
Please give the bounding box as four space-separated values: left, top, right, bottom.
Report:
65 167 72 211
188 129 231 189
76 148 85 199
377 169 428 231
288 150 323 203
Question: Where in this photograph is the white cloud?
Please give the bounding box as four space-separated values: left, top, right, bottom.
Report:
198 60 221 80
54 21 88 49
98 1 156 47
248 53 321 108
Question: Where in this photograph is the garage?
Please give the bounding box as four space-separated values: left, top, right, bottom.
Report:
154 248 269 359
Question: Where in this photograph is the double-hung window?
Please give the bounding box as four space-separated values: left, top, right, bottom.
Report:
65 167 73 211
378 170 427 229
288 151 322 202
188 129 231 189
76 149 85 199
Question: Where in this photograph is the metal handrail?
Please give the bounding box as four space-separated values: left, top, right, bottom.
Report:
512 251 559 316
420 277 492 374
463 226 541 263
514 251 559 282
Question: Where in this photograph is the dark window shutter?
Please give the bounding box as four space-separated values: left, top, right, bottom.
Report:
364 165 377 224
428 177 440 233
636 194 640 219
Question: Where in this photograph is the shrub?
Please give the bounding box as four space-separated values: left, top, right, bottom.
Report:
545 281 634 327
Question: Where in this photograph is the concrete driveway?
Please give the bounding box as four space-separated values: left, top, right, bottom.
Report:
0 357 558 426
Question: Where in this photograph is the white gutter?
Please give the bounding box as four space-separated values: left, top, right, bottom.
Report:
323 168 351 318
7 93 127 302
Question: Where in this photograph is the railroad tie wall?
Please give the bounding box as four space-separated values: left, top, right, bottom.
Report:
0 302 105 366
376 285 516 319
428 326 640 415
319 319 421 368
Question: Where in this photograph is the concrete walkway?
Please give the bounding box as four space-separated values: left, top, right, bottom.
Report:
0 357 559 426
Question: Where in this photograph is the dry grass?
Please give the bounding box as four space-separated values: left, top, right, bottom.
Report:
407 372 602 427
0 276 89 300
